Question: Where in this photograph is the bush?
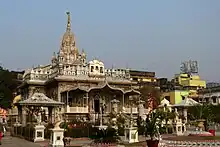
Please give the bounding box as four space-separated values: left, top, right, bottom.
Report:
60 121 93 138
118 126 124 136
90 126 120 143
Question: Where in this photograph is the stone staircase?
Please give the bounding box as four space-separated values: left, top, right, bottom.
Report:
1 132 13 144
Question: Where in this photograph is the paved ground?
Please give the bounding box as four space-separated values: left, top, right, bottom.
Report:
1 132 43 147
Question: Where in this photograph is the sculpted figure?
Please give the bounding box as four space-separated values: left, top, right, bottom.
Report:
54 111 62 128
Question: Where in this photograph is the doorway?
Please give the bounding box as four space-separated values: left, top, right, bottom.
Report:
94 99 100 113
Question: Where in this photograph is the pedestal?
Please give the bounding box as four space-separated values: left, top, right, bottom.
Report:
49 127 64 147
34 125 45 142
124 127 138 143
13 122 21 136
176 121 183 136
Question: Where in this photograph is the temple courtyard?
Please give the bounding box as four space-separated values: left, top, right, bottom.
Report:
1 132 42 147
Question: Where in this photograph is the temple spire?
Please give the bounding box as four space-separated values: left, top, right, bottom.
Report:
66 11 71 31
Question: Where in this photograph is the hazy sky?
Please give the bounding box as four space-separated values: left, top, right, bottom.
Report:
0 0 219 81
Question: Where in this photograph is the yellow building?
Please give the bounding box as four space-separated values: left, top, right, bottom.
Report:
174 73 206 98
162 90 189 105
129 70 157 83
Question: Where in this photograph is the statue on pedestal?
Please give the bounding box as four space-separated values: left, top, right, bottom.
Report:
54 110 62 129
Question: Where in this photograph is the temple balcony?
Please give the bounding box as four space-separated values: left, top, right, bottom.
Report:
66 105 89 113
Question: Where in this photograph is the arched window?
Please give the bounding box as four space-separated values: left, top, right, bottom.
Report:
96 66 99 70
91 66 94 72
100 67 104 73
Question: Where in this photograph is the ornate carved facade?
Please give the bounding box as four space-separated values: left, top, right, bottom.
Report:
20 12 146 121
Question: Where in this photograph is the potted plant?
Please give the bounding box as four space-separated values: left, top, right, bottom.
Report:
145 109 165 147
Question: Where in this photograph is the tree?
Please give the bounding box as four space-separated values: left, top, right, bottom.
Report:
139 85 161 108
0 66 15 109
188 103 213 122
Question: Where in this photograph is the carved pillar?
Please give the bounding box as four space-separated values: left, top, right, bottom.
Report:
86 92 89 106
66 91 69 113
21 107 26 126
122 94 124 107
58 86 61 102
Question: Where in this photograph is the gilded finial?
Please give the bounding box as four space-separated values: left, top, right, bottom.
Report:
66 11 71 31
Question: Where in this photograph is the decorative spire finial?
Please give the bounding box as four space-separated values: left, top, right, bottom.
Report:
66 11 71 31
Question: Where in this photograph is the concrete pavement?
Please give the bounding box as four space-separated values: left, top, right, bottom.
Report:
1 132 42 147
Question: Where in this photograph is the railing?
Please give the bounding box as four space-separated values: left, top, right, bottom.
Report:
66 106 89 113
159 139 220 147
124 107 138 114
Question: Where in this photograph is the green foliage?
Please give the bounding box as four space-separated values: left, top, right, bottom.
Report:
137 116 145 135
144 109 165 140
188 103 214 122
90 126 120 143
211 105 220 123
159 107 176 134
0 67 15 109
109 112 126 136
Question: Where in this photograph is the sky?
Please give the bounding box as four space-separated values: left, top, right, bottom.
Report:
0 0 220 82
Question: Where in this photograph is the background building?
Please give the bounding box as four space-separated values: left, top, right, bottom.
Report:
129 70 157 88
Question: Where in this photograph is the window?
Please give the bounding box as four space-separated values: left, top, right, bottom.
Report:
213 97 217 103
100 67 103 73
91 66 94 72
205 98 209 102
133 78 138 81
96 66 99 70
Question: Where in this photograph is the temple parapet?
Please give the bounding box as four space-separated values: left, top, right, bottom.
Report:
23 58 130 82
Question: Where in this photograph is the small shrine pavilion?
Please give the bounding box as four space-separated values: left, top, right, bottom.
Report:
16 92 64 126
